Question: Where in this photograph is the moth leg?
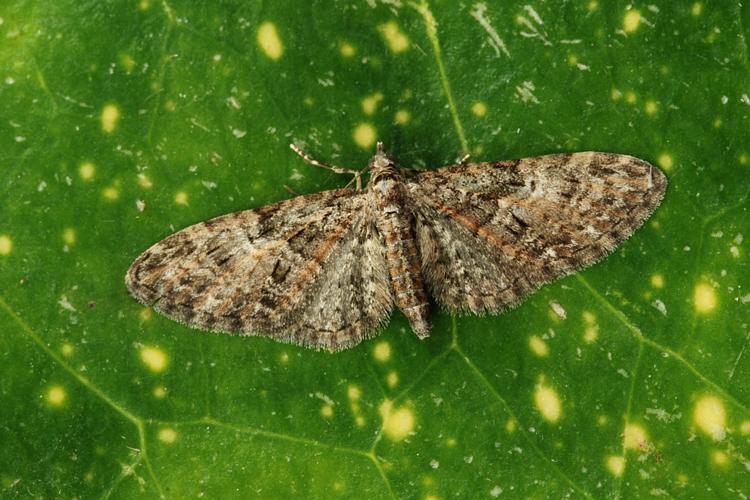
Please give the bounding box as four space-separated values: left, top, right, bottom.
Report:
289 144 364 190
457 153 471 166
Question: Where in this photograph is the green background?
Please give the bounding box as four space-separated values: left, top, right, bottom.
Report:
1 0 749 498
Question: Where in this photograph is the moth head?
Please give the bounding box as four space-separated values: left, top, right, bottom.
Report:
368 142 398 176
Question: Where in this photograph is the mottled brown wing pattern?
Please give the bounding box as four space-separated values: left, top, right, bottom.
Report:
406 152 667 314
126 189 393 351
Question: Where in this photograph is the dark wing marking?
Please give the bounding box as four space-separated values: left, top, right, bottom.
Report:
406 152 667 314
126 188 393 351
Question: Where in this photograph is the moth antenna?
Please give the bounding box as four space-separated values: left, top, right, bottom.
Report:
376 142 385 154
289 144 365 190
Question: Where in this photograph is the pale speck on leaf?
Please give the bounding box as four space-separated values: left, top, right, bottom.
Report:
79 162 96 181
623 423 649 450
471 102 487 117
534 381 561 423
353 123 377 149
693 395 726 440
394 110 411 124
606 455 625 476
158 428 177 444
257 22 284 60
373 341 391 362
0 235 12 256
549 301 566 319
361 92 383 115
46 385 66 406
528 335 549 357
101 104 120 133
693 282 717 313
378 21 410 53
623 9 642 33
339 42 356 58
140 346 168 373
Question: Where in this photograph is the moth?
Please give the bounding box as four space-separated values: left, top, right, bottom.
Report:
126 144 666 351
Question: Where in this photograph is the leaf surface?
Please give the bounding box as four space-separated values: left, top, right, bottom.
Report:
1 1 749 497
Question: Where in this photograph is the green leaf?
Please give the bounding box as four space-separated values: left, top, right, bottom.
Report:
2 0 749 497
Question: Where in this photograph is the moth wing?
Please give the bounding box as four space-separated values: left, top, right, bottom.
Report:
126 189 393 351
406 152 667 314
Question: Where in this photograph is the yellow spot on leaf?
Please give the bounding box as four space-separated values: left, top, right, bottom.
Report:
713 117 722 128
534 381 561 423
588 1 598 11
353 122 377 149
138 0 151 11
386 371 399 388
62 228 76 246
528 335 549 357
119 53 136 73
644 100 658 115
348 385 361 401
471 102 487 117
339 42 355 58
174 191 188 206
373 341 391 362
355 415 365 427
623 423 649 450
61 343 74 357
139 308 152 321
158 428 177 444
0 235 12 256
657 153 673 171
137 173 153 189
321 404 334 418
691 2 703 16
257 22 283 60
740 420 750 435
693 282 717 313
650 274 664 288
625 91 637 104
101 104 120 133
739 152 749 166
711 450 729 466
611 88 623 101
361 92 384 115
505 419 517 433
140 346 168 373
584 325 598 344
380 400 415 441
102 187 119 201
79 162 96 181
623 9 641 33
46 385 66 406
153 386 167 399
378 21 410 53
597 415 608 426
694 395 726 440
279 352 289 364
394 109 411 125
606 455 625 476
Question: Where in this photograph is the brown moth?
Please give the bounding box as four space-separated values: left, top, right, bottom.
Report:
126 143 666 351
